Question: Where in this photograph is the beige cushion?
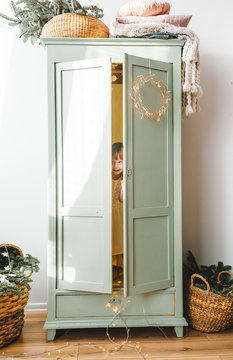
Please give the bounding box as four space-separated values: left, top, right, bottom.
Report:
116 14 192 27
118 0 170 17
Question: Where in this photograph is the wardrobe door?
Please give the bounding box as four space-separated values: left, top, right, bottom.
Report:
124 54 173 296
56 58 112 294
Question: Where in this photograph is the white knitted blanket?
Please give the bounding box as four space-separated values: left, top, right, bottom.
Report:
110 21 202 117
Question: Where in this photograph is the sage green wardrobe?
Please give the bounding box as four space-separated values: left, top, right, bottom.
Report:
42 38 188 340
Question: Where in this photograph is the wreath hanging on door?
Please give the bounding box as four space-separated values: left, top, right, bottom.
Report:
131 74 171 122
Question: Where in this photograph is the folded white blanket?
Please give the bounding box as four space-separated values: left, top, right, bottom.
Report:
110 21 202 117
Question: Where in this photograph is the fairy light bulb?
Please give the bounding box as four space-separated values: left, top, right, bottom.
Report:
4 296 150 360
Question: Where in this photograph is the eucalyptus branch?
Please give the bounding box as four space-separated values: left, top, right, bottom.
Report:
0 12 18 22
29 0 54 14
20 25 39 37
0 0 104 43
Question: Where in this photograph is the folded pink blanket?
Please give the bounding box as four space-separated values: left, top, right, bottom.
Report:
116 14 192 28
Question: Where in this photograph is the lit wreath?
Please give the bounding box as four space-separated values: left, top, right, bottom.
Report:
131 74 171 122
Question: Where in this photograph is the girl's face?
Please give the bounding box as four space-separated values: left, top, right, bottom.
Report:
112 150 123 179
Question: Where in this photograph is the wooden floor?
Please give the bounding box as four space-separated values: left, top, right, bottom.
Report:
1 312 233 359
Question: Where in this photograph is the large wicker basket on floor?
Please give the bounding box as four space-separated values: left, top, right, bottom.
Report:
41 13 109 38
186 272 233 333
0 244 30 348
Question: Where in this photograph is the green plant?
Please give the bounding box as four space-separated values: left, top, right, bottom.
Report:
0 246 40 296
184 250 233 297
0 0 104 44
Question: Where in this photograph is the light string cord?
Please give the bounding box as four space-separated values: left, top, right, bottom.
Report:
105 298 148 359
131 73 171 122
0 296 151 360
141 303 168 339
0 253 165 360
1 342 126 360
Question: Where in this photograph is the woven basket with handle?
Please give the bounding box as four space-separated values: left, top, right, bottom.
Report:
0 244 32 348
186 272 233 333
41 13 109 38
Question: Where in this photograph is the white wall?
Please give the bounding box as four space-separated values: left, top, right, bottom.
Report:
0 0 232 308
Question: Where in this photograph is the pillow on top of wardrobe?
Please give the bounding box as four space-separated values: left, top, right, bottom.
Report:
118 0 170 17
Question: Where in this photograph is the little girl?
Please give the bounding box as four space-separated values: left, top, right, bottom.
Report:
112 142 123 285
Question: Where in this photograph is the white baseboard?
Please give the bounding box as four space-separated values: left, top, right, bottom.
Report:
25 302 48 311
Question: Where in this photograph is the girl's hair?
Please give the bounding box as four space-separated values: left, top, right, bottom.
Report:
112 142 123 157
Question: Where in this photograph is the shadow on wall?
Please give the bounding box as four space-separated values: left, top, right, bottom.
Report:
182 52 233 266
0 27 47 306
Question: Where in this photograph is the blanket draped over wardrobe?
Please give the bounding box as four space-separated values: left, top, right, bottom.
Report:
110 21 202 117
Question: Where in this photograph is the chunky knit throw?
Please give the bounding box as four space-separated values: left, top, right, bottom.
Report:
110 21 202 117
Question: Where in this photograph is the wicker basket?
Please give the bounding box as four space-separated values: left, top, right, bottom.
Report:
186 272 233 333
41 13 109 38
0 244 31 348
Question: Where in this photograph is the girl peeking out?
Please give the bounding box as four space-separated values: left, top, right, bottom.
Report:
112 142 124 285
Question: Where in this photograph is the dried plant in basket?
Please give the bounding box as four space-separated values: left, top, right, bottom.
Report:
186 272 233 333
183 251 233 333
183 250 233 296
0 244 40 297
0 244 40 348
0 0 106 44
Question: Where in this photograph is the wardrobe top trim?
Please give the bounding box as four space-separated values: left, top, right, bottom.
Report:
41 37 185 47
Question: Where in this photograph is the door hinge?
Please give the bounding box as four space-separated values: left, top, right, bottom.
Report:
127 169 132 176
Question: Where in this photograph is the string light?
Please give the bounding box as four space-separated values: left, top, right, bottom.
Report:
0 74 173 360
105 296 149 359
131 74 171 122
1 296 153 360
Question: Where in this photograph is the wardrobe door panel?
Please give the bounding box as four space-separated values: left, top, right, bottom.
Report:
124 54 173 296
56 58 112 294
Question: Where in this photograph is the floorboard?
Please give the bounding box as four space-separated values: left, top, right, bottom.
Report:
0 312 232 360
